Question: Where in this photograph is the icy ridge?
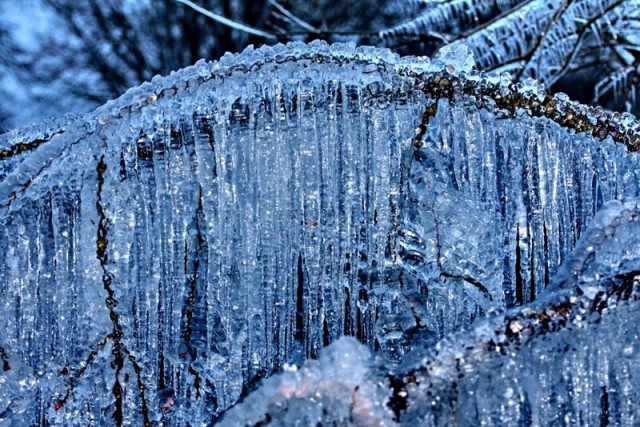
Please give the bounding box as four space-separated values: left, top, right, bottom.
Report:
3 40 640 158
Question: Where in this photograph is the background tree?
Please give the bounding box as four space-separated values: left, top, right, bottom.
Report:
0 25 18 133
0 0 403 130
3 0 274 126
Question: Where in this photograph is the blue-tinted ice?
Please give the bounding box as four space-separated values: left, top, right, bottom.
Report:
1 41 640 425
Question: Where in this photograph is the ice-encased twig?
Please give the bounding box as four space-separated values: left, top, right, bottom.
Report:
2 40 639 163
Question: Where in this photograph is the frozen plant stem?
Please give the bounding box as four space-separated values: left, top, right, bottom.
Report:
54 158 151 427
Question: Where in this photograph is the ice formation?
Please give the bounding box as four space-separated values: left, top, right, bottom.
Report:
219 337 395 426
222 198 640 425
1 41 640 425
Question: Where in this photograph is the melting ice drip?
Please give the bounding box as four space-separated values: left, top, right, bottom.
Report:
1 41 640 425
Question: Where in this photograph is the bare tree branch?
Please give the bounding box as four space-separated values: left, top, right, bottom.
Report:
175 0 276 39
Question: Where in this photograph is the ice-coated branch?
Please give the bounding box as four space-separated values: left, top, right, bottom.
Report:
2 42 639 171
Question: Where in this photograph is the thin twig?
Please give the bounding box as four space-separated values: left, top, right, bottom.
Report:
175 0 276 39
268 0 318 33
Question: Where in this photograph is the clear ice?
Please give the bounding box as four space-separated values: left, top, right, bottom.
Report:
1 41 640 425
